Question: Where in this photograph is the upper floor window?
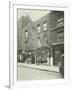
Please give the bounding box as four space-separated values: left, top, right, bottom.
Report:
25 30 28 38
37 24 41 33
57 31 64 42
57 17 64 26
43 21 47 31
38 40 42 47
25 40 28 44
37 36 40 39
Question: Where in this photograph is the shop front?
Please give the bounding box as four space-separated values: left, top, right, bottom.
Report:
35 46 51 64
51 42 64 66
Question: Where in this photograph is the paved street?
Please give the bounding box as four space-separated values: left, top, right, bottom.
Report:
17 65 63 80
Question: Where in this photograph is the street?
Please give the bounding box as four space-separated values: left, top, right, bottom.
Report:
17 66 62 80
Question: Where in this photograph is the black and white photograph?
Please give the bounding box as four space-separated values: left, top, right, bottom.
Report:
0 0 71 89
17 9 64 80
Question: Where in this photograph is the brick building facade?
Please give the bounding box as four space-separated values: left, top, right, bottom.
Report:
17 11 64 65
34 11 64 65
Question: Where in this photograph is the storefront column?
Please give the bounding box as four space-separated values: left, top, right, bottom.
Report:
35 55 36 64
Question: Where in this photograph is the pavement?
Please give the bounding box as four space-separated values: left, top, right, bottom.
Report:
17 63 59 73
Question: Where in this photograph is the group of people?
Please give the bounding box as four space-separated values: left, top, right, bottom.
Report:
18 51 53 66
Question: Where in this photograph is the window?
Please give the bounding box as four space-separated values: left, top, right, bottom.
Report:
57 22 64 26
43 21 47 31
25 30 28 38
37 37 40 39
57 18 64 22
43 34 46 38
38 40 42 47
37 24 40 33
25 40 28 44
57 17 64 26
57 32 64 42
